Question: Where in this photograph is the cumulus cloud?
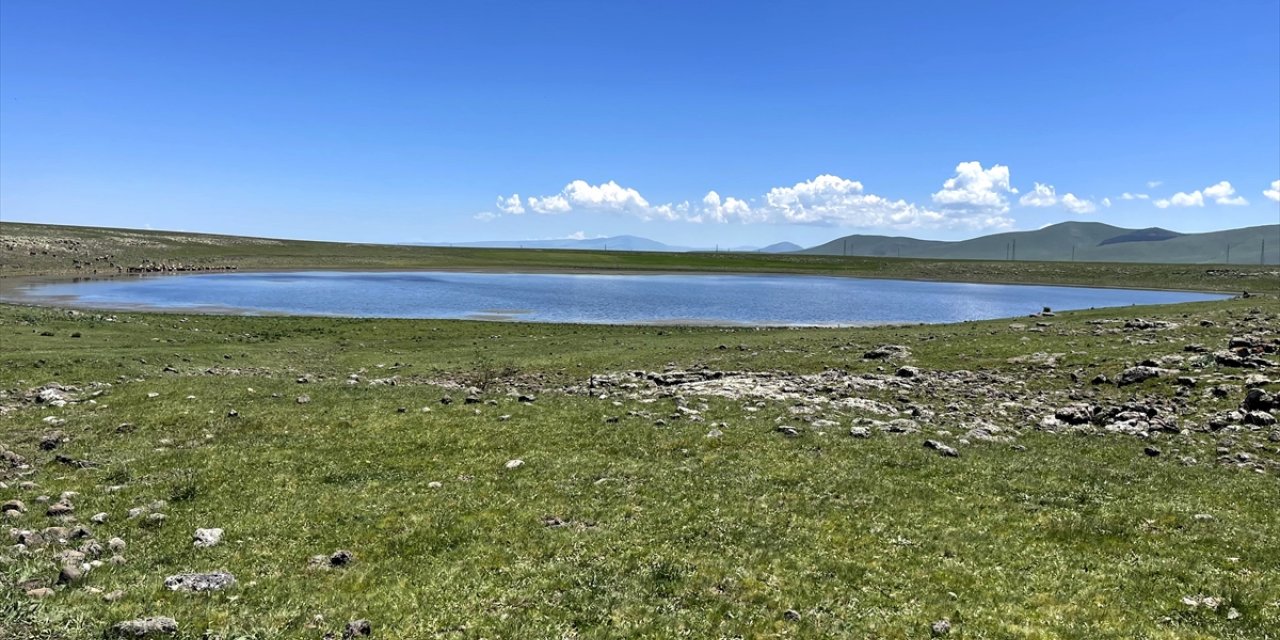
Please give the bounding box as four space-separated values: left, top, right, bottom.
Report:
1154 181 1249 208
1120 192 1149 200
490 170 1015 231
1203 181 1247 205
1154 190 1205 209
1265 179 1280 203
1018 183 1057 207
931 161 1016 213
1102 197 1112 207
496 194 525 215
473 211 498 221
1060 193 1097 214
1147 180 1163 189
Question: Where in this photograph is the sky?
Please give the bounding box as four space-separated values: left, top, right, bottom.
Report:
2 1 1278 248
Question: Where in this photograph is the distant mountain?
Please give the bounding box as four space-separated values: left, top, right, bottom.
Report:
798 222 1279 264
757 241 803 253
424 235 688 252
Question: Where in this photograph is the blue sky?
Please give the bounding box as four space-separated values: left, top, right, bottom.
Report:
2 1 1278 247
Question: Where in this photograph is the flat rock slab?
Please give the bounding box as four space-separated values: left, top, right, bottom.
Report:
112 616 178 637
163 571 236 592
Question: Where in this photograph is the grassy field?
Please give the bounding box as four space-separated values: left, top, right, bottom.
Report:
1 223 1278 638
3 221 1279 293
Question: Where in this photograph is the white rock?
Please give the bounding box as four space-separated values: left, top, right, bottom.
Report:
504 459 524 470
193 528 224 549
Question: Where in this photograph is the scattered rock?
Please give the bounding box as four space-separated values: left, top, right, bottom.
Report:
1 499 25 514
1144 446 1161 457
783 609 801 622
112 616 178 637
923 440 959 457
57 564 83 585
931 619 952 636
329 549 355 567
296 395 311 404
864 345 911 360
775 425 801 437
343 619 372 639
193 528 223 549
46 500 75 517
163 571 236 592
26 587 55 599
504 459 524 470
103 589 125 602
1116 366 1172 387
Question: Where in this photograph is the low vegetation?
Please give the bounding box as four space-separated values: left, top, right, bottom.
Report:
1 224 1277 638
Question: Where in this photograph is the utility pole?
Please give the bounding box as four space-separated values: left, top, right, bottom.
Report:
1012 239 1017 261
843 239 848 257
1226 243 1230 264
1071 245 1075 262
1262 239 1267 265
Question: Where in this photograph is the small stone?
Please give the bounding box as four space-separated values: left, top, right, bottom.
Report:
931 619 952 636
46 500 75 517
775 426 801 437
343 619 372 638
109 554 127 565
895 366 919 378
163 571 236 592
108 537 127 552
924 440 959 457
849 427 871 438
112 616 179 637
26 587 55 599
427 481 442 489
193 528 223 549
58 564 83 585
504 459 524 470
296 395 311 404
1144 446 1161 457
783 609 801 622
1 499 25 514
103 589 125 602
145 513 167 526
705 429 724 438
91 512 109 524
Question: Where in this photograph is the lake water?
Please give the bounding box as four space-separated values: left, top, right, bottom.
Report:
5 271 1227 326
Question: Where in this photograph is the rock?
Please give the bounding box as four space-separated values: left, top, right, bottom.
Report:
193 528 223 549
91 512 109 524
39 431 68 451
783 609 801 622
504 459 524 470
1 499 25 514
864 345 911 360
517 394 536 403
1244 410 1277 427
705 428 723 438
1091 374 1108 385
46 500 74 517
1144 446 1161 457
427 481 443 489
296 395 311 404
1116 366 1171 386
775 426 800 437
931 619 952 636
849 426 871 438
57 564 83 585
329 549 355 567
1054 404 1094 425
145 513 167 526
343 619 372 638
1242 389 1276 412
923 440 959 457
26 587 55 599
163 571 236 592
895 366 920 378
112 617 179 637
109 537 127 552
103 589 125 602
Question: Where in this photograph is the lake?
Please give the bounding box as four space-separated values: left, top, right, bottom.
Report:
3 271 1228 326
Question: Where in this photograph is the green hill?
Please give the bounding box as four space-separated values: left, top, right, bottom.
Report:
800 222 1280 264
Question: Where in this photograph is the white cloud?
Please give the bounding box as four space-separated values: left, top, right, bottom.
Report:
1153 181 1249 208
492 170 1015 231
931 161 1016 213
1265 179 1280 203
1154 190 1205 209
1060 193 1097 214
473 211 498 221
1120 192 1149 200
496 194 525 215
1147 180 1163 189
1102 197 1112 207
1203 181 1247 205
1018 183 1057 207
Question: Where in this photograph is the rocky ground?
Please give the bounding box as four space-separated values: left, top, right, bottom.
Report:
1 299 1278 638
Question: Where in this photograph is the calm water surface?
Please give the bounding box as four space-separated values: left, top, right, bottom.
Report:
8 271 1227 326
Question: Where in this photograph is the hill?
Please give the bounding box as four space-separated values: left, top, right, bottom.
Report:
757 241 802 253
800 222 1280 264
427 235 686 252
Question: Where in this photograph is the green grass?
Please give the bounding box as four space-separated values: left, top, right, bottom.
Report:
2 297 1278 639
